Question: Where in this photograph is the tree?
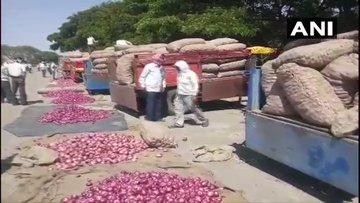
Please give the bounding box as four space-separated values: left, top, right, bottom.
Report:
47 0 359 51
1 45 58 64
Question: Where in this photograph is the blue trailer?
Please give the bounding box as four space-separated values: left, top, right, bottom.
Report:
245 68 359 196
83 61 110 95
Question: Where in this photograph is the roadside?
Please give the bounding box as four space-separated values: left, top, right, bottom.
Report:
1 71 355 203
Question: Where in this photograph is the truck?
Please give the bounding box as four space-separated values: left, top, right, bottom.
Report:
108 50 251 115
245 67 359 196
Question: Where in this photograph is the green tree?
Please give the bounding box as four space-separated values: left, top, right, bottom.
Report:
47 0 359 51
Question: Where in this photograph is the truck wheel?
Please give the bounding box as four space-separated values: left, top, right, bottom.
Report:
167 89 177 115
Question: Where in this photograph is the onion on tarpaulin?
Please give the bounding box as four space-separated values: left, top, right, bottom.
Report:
57 79 77 87
40 133 148 170
62 171 223 203
51 92 95 105
38 106 111 125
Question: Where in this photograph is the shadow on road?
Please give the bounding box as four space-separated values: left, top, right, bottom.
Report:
27 100 44 105
1 154 16 174
231 142 354 203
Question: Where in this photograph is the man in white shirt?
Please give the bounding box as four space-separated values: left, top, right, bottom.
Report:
39 61 47 77
1 59 18 105
7 57 28 105
87 36 98 53
50 62 57 80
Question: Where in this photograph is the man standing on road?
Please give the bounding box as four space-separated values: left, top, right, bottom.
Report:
169 60 209 128
50 62 57 80
1 59 18 105
39 61 47 77
7 57 28 105
138 53 166 122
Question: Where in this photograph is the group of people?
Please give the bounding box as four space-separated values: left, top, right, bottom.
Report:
1 57 28 105
37 61 57 79
139 54 209 128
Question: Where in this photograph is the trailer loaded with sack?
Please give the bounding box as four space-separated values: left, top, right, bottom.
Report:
108 50 251 115
245 38 359 196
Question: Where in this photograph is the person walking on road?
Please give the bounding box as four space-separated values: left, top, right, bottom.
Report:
1 60 18 105
50 62 57 80
39 61 47 77
169 60 209 128
7 57 28 105
138 53 166 122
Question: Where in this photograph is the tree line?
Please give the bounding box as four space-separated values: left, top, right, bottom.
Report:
1 45 59 64
47 0 359 52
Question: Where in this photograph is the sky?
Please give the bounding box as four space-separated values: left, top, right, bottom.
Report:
1 0 108 52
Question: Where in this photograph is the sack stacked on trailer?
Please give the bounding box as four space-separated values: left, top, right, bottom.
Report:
65 51 89 62
200 38 248 79
207 38 247 51
260 38 359 138
166 38 217 53
90 49 116 75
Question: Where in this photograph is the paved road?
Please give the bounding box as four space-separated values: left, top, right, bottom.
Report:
1 71 355 202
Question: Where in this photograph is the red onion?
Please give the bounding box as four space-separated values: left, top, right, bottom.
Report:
39 106 110 125
40 133 148 170
51 92 95 105
57 79 77 87
62 171 222 203
45 90 77 98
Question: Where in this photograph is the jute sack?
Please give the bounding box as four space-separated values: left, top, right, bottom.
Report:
65 51 83 58
115 44 134 51
139 121 176 148
115 51 124 57
217 70 243 78
90 51 115 59
219 60 246 71
91 69 108 74
207 38 238 46
217 43 247 51
179 44 217 53
260 60 276 96
354 41 359 53
94 63 108 69
166 38 205 52
321 54 359 107
202 73 217 79
144 43 167 49
116 54 135 85
69 57 89 62
201 63 220 73
277 63 346 127
104 47 115 51
273 39 354 70
353 92 359 106
337 30 359 41
154 47 169 54
125 46 155 54
330 106 359 137
92 58 108 65
261 81 297 116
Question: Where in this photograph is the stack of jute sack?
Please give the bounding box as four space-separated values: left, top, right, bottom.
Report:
64 51 89 62
90 49 122 75
111 38 248 85
260 32 359 138
201 38 248 79
110 43 169 85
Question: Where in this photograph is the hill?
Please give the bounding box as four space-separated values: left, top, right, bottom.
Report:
1 45 58 64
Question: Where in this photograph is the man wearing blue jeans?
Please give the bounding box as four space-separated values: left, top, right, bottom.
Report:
138 54 166 121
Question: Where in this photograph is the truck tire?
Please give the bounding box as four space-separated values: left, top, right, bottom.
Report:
167 89 177 115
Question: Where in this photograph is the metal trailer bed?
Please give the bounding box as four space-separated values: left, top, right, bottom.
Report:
84 61 110 95
245 68 359 196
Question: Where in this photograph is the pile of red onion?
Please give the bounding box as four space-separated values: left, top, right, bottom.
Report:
41 133 148 170
39 106 110 125
62 171 222 203
51 92 95 105
57 79 77 87
45 90 76 98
